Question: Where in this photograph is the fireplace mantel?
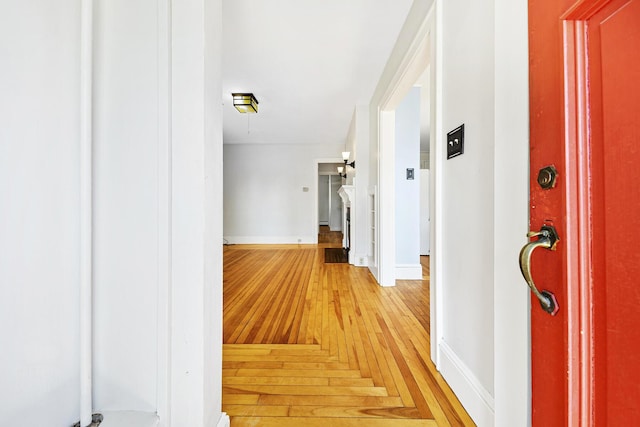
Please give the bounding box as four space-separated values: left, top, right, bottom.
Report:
337 185 355 264
338 185 355 206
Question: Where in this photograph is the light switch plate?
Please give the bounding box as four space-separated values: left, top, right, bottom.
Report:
447 124 464 159
406 168 414 180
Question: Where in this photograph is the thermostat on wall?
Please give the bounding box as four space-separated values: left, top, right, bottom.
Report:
447 124 464 159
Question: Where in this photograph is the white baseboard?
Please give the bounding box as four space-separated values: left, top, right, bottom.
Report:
98 411 159 427
395 264 422 280
352 252 369 267
439 341 495 427
224 236 316 245
216 412 230 427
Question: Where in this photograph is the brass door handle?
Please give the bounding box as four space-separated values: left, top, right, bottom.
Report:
519 225 560 315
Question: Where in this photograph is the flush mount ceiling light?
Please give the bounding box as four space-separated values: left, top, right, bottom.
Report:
232 93 258 113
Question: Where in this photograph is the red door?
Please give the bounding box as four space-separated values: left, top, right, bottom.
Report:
528 0 640 425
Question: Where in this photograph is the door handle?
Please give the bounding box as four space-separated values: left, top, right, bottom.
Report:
519 225 560 315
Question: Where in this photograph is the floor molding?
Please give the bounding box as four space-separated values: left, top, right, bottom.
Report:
216 413 230 427
395 264 423 280
224 236 316 245
439 340 495 427
98 411 159 427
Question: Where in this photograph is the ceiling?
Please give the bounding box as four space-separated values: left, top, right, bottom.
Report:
222 0 415 146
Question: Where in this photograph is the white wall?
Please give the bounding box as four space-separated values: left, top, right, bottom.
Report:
93 0 159 411
439 0 496 409
223 143 343 244
435 0 530 424
0 2 81 425
432 1 498 424
0 1 225 426
395 87 422 277
420 170 430 255
345 105 371 267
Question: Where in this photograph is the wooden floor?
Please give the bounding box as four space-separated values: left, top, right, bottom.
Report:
223 238 475 426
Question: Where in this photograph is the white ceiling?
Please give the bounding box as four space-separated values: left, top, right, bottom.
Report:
222 0 414 145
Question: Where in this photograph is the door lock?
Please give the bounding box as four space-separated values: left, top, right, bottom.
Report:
537 165 558 189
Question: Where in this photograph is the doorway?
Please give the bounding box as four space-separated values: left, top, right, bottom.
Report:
317 173 343 232
373 6 440 362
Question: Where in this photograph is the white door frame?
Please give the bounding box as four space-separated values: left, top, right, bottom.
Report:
374 3 442 364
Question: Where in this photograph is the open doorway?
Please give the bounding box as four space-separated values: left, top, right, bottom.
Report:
373 7 441 363
312 159 345 244
317 168 343 232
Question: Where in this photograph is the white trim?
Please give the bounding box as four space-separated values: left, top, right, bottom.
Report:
431 0 444 370
216 413 230 427
378 110 396 287
353 252 369 267
367 186 379 280
156 0 172 425
395 264 422 280
378 12 433 111
79 0 94 424
99 411 159 427
224 236 317 245
439 341 495 427
493 0 531 424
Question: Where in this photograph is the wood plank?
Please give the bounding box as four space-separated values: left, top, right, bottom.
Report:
235 368 363 378
224 343 322 351
221 394 259 405
224 385 389 397
224 405 289 417
223 376 329 386
288 405 423 419
223 354 341 363
257 395 404 407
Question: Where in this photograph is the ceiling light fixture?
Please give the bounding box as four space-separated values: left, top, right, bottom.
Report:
232 93 258 113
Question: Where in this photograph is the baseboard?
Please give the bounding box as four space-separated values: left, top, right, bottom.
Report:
224 236 316 245
98 411 159 427
395 264 422 280
353 252 369 267
216 413 230 427
439 341 495 427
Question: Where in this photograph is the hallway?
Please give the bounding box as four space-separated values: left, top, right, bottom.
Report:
222 242 474 426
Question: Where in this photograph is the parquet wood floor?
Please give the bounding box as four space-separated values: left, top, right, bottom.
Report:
223 242 475 426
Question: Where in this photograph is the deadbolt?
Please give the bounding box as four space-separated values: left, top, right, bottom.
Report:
537 165 558 189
